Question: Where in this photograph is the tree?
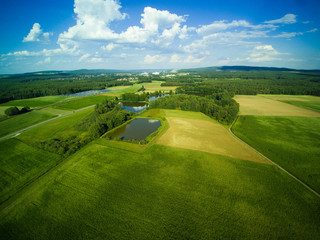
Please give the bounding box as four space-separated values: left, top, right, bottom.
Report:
5 106 20 116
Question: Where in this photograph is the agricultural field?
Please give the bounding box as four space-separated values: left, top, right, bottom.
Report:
157 110 267 163
233 115 320 193
0 96 70 108
0 111 56 138
104 84 142 96
53 95 112 110
234 95 320 117
143 81 177 92
0 138 61 203
0 140 319 239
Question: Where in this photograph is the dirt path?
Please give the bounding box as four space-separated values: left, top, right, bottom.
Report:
0 105 95 142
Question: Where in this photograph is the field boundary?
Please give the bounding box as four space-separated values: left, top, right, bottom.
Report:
229 116 320 198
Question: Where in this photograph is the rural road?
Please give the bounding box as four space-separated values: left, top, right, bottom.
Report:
0 105 95 142
229 117 320 198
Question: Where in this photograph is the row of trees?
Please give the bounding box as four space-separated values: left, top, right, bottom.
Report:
149 94 239 124
5 106 30 116
40 99 134 155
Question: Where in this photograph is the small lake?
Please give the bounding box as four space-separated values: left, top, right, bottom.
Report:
120 102 148 113
59 89 113 97
148 94 169 101
108 118 161 141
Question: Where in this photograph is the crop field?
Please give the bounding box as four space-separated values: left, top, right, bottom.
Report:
234 95 320 117
0 96 70 108
157 110 268 163
104 84 142 96
0 111 56 137
0 138 61 203
280 100 320 112
232 115 320 193
1 140 319 239
53 95 112 110
17 108 93 144
143 81 178 92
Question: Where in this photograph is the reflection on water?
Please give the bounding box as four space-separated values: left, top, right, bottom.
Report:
59 89 113 97
120 102 148 113
148 94 169 101
108 118 161 140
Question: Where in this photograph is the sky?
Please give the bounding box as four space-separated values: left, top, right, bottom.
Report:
0 0 319 74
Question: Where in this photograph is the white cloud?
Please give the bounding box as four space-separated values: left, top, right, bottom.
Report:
101 43 119 51
36 57 51 65
265 14 297 24
307 28 318 33
23 23 51 42
303 21 310 24
185 55 204 63
79 53 90 62
247 45 285 62
90 57 104 63
144 54 166 64
273 32 303 38
170 54 182 63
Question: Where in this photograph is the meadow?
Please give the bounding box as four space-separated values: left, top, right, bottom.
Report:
232 115 320 193
0 111 56 137
53 95 113 110
234 95 320 117
104 84 142 96
143 81 177 92
0 96 70 108
0 140 319 239
0 138 61 203
157 110 267 163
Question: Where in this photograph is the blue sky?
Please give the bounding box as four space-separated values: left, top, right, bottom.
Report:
0 0 319 74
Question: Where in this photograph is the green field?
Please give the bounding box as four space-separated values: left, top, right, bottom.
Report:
280 100 320 112
106 84 142 95
0 111 56 137
53 95 113 110
17 108 94 144
0 138 61 203
0 96 70 108
232 115 320 193
0 141 319 239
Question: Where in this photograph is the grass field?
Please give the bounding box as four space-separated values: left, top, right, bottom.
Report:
280 100 320 112
0 140 319 239
17 108 94 144
232 115 320 193
0 96 70 108
104 84 142 96
0 138 61 203
234 95 320 117
0 111 56 137
53 95 112 110
157 110 267 163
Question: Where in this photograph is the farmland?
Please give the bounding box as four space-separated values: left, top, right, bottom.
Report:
157 110 267 163
0 73 319 239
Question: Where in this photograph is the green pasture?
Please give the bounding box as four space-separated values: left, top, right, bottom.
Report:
232 115 320 193
17 108 94 144
0 96 69 108
0 111 56 137
107 84 142 95
0 138 61 203
0 141 319 239
53 95 112 110
280 100 320 112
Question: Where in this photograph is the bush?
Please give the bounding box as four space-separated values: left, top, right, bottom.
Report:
5 106 20 116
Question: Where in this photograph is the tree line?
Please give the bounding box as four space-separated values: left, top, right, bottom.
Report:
149 94 239 124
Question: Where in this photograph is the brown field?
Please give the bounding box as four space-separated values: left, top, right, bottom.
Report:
145 86 178 90
234 95 320 117
157 110 268 164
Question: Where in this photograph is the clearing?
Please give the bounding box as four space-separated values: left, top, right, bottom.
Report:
234 95 320 116
157 110 268 163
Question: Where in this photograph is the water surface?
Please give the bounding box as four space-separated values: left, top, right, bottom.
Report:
120 102 148 113
59 89 113 97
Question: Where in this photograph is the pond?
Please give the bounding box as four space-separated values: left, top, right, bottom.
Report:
120 102 148 113
59 89 113 97
148 94 169 101
108 118 161 141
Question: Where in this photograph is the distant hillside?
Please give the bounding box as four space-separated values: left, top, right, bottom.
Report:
179 66 320 73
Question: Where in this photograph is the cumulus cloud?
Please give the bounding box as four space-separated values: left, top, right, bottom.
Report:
101 43 119 51
23 23 51 42
78 53 90 62
247 45 284 62
36 57 51 65
265 14 297 24
307 28 318 33
144 54 166 64
170 54 182 63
